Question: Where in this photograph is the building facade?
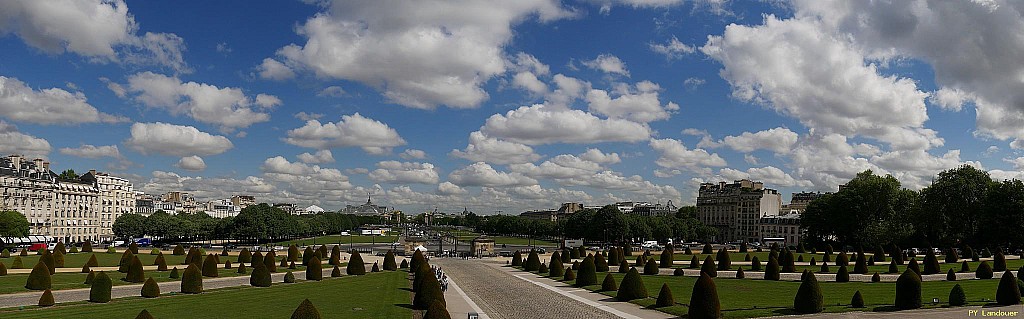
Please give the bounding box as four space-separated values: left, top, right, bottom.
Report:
230 195 255 209
51 180 99 243
0 155 57 238
204 199 240 218
697 179 781 243
758 211 802 246
82 171 135 242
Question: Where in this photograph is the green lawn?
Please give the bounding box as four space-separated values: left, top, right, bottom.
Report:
275 235 400 247
0 271 411 319
0 252 188 269
524 268 1004 318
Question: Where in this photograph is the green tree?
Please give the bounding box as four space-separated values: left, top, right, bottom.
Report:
112 213 147 240
347 251 365 275
601 273 617 291
58 169 78 181
0 210 29 238
802 170 917 247
919 165 992 247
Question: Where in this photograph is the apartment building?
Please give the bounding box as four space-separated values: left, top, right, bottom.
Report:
696 179 781 243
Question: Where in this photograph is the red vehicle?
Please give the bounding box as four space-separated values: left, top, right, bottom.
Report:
27 243 46 251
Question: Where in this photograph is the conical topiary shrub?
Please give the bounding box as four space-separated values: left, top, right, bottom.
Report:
618 259 629 273
978 261 994 279
90 271 112 303
225 260 233 269
947 268 957 281
702 243 713 254
923 250 940 275
750 256 761 271
524 250 541 271
384 250 398 271
793 270 823 314
895 269 922 310
820 261 830 273
595 253 609 272
576 256 598 287
237 247 250 263
317 245 328 260
26 261 51 290
82 241 93 253
329 245 341 266
288 245 300 262
332 264 342 277
84 270 96 284
888 260 898 274
117 250 133 273
617 267 647 301
689 255 700 269
236 262 247 274
202 254 219 277
945 248 959 264
734 268 744 279
561 249 571 263
172 244 184 256
563 268 575 281
41 250 54 274
949 283 966 307
782 250 796 273
180 264 203 294
836 265 850 282
372 261 380 272
538 262 548 274
765 257 780 281
411 250 425 273
290 261 297 269
908 258 921 276
601 273 618 291
413 267 446 310
644 258 660 276
250 261 271 287
125 255 146 283
717 248 732 271
656 283 675 307
997 270 1022 305
961 261 971 273
53 250 64 268
169 267 179 279
660 247 674 268
995 251 1007 272
851 290 865 308
688 272 720 319
307 256 323 281
264 252 277 273
38 289 55 307
700 255 717 278
347 251 365 275
549 257 564 278
141 277 160 298
284 271 296 283
400 259 409 269
302 246 315 266
872 272 880 282
853 253 868 274
135 309 155 319
248 251 262 268
291 298 322 319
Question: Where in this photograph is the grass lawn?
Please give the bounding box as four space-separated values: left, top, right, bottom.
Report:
275 235 400 247
0 252 190 269
0 257 320 295
663 252 1024 276
524 267 1004 318
0 271 411 319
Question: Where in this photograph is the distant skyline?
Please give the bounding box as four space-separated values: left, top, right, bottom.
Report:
0 1 1022 214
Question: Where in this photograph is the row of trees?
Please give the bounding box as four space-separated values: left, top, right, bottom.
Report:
803 165 1024 250
112 203 377 243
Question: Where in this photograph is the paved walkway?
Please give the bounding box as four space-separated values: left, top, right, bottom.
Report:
433 258 671 319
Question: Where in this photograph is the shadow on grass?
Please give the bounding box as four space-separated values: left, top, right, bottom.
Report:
399 287 413 292
394 303 416 309
870 305 901 312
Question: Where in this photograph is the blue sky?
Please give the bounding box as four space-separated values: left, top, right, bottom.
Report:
1 0 1022 214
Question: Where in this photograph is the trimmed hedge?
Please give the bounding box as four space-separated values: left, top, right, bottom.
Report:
995 251 1008 272
563 268 575 281
332 265 342 277
511 251 523 267
947 268 957 281
400 259 409 269
82 241 93 253
53 250 64 268
85 270 95 284
284 271 296 283
523 250 541 271
289 244 300 262
173 245 185 256
961 261 971 273
717 248 732 271
141 277 160 298
601 273 618 291
236 263 247 274
644 258 660 276
793 270 823 313
155 253 167 271
576 256 598 287
978 261 994 279
702 243 713 254
617 267 647 301
26 261 51 290
303 246 315 266
656 283 675 308
307 256 323 281
423 300 450 319
595 252 609 272
169 267 179 279
923 250 941 275
413 267 446 310
348 251 366 275
764 257 780 281
549 257 564 278
90 271 112 303
908 258 921 276
202 254 219 277
41 250 55 274
688 272 720 319
238 248 251 263
250 261 271 287
689 255 700 269
384 250 398 271
660 247 674 268
180 264 203 294
851 290 865 308
836 265 850 282
291 298 322 319
700 255 717 278
997 270 1021 305
819 261 829 273
853 252 868 274
38 289 54 307
949 283 966 307
125 255 146 283
895 269 922 310
750 256 761 271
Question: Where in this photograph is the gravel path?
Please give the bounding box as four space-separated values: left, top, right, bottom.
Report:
433 259 621 319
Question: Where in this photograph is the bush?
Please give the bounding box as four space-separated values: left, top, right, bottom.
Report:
595 253 609 272
836 265 849 282
55 242 66 255
700 255 716 278
288 244 300 262
84 270 96 284
307 256 323 281
249 251 263 269
301 246 315 266
82 241 93 253
819 261 829 273
656 283 675 308
249 258 271 287
874 245 886 262
995 251 1007 272
332 265 342 277
644 258 660 276
886 260 898 274
794 270 823 314
782 250 796 273
25 261 51 290
290 261 297 269
263 252 277 273
702 243 713 254
561 249 571 263
125 255 145 283
945 248 959 264
524 250 541 271
618 259 629 273
348 251 366 275
136 310 155 319
317 245 328 260
384 250 398 271
688 272 720 319
53 250 64 268
107 247 115 254
717 248 732 271
549 257 564 278
169 267 179 279
674 268 685 276
895 269 922 310
291 299 322 319
584 272 610 293
751 256 761 271
997 270 1022 305
414 267 446 310
180 264 203 294
740 242 748 253
511 251 523 267
908 258 921 276
199 254 219 278
962 261 971 273
20 248 26 256
89 271 112 303
38 289 54 307
236 262 247 274
836 252 848 267
575 256 597 286
237 248 250 263
689 255 700 269
564 268 575 281
142 277 160 298
764 257 780 281
400 259 408 269
945 268 957 281
978 261 994 279
684 246 692 255
853 253 868 274
117 250 133 273
13 256 22 269
152 253 167 271
617 267 647 301
964 245 977 261
949 283 966 307
923 250 941 275
872 272 881 282
736 268 745 279
70 246 78 253
660 247 674 268
745 253 751 262
284 271 296 283
41 250 54 274
851 290 865 308
128 242 139 254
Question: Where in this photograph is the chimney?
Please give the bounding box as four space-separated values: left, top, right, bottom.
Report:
8 155 21 170
33 158 43 169
42 162 49 171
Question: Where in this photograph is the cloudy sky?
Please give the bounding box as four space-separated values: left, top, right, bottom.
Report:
1 0 1022 214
